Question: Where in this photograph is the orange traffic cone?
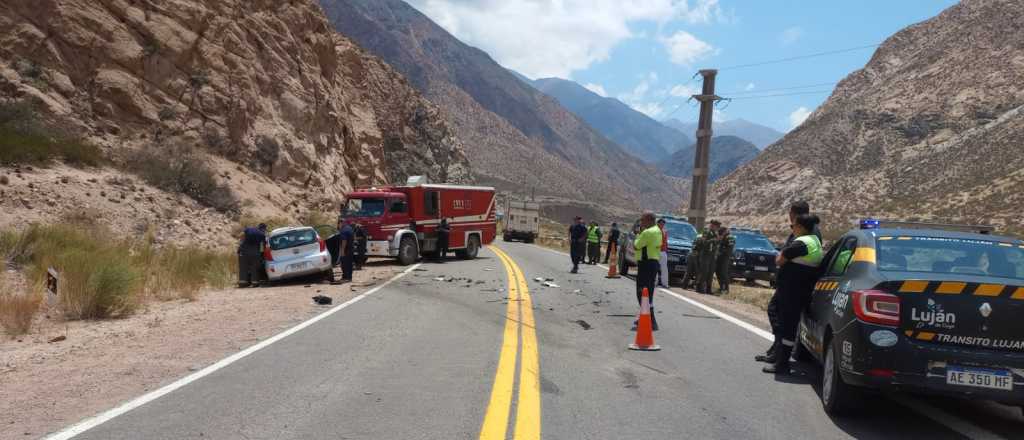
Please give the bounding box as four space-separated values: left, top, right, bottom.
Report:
629 288 661 351
606 242 620 278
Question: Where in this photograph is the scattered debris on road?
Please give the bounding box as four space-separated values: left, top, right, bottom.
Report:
47 335 66 343
542 282 560 288
574 320 592 330
312 295 333 305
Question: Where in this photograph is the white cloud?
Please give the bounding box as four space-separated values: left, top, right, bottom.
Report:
660 31 715 66
617 72 666 117
744 82 756 91
789 106 812 129
779 26 804 45
584 83 608 97
407 0 725 78
669 83 699 97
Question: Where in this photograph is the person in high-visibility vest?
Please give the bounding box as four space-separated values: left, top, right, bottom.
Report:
763 213 823 374
633 212 662 331
586 222 602 265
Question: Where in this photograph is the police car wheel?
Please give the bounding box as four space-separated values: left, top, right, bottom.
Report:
822 338 861 415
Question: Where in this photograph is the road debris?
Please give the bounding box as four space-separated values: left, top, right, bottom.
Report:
312 295 333 305
47 335 66 343
542 282 560 288
574 320 592 330
434 276 446 281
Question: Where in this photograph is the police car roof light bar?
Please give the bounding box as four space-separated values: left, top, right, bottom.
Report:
860 219 995 234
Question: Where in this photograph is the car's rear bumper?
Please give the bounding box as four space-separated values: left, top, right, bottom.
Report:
503 230 536 240
266 252 332 281
837 324 1024 404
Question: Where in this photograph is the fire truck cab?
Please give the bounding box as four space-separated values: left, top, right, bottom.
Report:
340 177 497 265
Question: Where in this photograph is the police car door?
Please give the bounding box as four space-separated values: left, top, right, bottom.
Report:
804 236 858 355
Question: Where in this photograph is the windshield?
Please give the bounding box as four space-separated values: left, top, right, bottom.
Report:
876 236 1024 280
734 233 777 252
269 229 319 251
343 198 386 217
663 221 697 241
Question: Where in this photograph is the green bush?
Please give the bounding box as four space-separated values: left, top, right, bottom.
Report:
0 101 104 167
126 146 240 215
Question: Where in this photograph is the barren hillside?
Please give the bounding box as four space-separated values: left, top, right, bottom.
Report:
0 0 471 238
710 0 1024 236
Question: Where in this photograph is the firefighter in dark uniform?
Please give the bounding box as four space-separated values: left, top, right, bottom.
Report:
437 218 451 262
715 227 735 294
763 213 823 374
569 216 587 273
339 219 355 281
633 211 662 331
237 223 267 287
757 201 822 364
695 221 720 294
603 222 620 264
354 223 367 270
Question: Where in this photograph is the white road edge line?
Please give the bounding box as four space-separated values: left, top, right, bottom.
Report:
43 263 423 440
530 243 1007 440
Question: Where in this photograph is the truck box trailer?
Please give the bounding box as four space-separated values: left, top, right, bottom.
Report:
340 177 497 265
502 200 540 243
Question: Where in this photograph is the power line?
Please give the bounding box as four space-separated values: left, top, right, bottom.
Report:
719 43 880 71
718 82 837 96
723 90 833 100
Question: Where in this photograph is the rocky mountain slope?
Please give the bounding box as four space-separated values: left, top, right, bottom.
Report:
0 0 470 235
661 136 760 183
664 118 783 151
318 0 688 218
531 77 692 163
710 0 1024 236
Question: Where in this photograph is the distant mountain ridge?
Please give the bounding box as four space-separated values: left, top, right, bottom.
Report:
319 0 687 218
530 77 691 163
663 118 783 151
660 136 760 182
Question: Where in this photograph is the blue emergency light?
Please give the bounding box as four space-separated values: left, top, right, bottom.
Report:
860 219 881 229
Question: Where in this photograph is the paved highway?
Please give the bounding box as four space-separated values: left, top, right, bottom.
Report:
49 242 1024 439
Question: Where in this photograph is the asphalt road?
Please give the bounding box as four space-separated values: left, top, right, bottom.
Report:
52 242 1024 439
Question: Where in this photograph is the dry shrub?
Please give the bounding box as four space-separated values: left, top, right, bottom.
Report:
147 246 236 301
0 275 41 336
126 146 240 216
0 100 104 167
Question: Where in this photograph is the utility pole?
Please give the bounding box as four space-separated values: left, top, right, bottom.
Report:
687 69 721 231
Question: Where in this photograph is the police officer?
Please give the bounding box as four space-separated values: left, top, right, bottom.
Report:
633 211 661 331
757 201 823 364
237 223 267 287
569 216 587 273
586 222 602 264
683 231 705 290
437 218 451 262
696 221 721 294
339 219 355 281
354 222 367 270
716 226 735 294
763 213 823 374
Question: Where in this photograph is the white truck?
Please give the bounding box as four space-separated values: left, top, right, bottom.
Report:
502 199 540 243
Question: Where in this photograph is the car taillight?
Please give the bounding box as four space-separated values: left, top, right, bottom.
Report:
319 238 326 252
852 290 900 327
263 245 273 262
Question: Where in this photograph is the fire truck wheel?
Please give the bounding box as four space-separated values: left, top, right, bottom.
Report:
461 235 480 260
398 236 418 265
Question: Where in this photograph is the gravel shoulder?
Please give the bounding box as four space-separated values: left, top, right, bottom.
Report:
0 261 403 440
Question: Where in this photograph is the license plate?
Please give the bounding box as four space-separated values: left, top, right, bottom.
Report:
946 366 1013 391
754 266 769 272
287 262 309 272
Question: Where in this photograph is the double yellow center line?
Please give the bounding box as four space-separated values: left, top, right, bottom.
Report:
480 246 540 440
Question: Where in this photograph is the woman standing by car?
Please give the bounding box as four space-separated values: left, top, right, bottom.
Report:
763 213 823 374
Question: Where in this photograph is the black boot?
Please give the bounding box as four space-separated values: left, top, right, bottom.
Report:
755 341 778 363
762 344 793 374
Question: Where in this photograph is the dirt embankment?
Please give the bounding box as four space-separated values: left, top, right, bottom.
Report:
0 262 402 440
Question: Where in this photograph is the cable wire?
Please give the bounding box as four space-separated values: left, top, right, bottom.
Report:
718 82 837 96
718 44 880 71
724 90 833 100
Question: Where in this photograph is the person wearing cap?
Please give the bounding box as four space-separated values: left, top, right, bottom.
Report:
569 216 587 273
586 221 602 265
715 226 736 294
696 220 721 294
657 218 670 287
603 222 620 264
237 223 268 287
633 211 662 331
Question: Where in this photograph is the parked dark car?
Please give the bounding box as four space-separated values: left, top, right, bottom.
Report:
797 219 1024 416
618 216 697 285
729 229 778 287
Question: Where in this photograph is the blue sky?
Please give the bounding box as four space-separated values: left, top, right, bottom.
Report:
407 0 958 133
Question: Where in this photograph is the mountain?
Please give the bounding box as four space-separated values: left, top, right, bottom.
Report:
660 136 760 182
664 118 783 150
531 77 691 163
318 0 688 219
710 0 1024 235
0 0 470 231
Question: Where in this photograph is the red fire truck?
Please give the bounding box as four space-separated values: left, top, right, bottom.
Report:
340 177 497 265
